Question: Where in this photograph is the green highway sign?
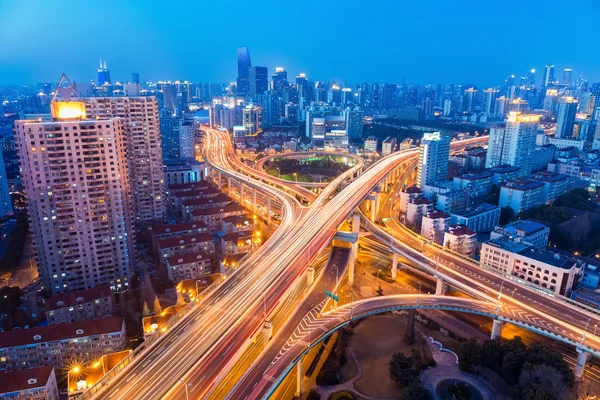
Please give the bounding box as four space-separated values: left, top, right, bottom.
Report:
325 290 339 302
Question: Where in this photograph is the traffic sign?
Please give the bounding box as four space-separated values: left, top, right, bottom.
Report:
325 290 339 302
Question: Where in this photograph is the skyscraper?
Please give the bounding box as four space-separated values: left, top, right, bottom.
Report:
485 126 508 168
542 65 555 87
417 131 451 188
345 107 363 140
97 60 111 85
249 66 268 100
504 112 540 174
160 113 184 159
83 96 165 231
563 68 573 86
236 47 252 97
14 76 133 294
0 151 13 217
555 97 578 138
482 88 499 115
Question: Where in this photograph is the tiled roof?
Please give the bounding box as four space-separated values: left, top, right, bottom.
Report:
181 194 231 207
152 221 208 236
168 181 212 191
166 251 211 266
172 186 221 198
46 284 112 311
446 224 475 236
0 366 54 394
190 203 245 217
0 317 124 348
158 233 214 249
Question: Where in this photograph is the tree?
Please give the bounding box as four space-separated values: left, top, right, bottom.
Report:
517 365 569 400
305 389 321 400
140 270 156 307
153 296 162 315
401 381 433 400
456 338 481 372
389 352 417 387
376 285 383 296
510 383 556 400
142 302 151 316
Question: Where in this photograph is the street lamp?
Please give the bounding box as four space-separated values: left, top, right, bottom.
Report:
595 324 598 336
179 379 192 400
68 366 81 394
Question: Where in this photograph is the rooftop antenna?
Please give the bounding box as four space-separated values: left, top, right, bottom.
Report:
51 74 82 103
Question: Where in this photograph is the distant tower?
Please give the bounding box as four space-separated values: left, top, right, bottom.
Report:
555 97 578 138
97 60 111 85
562 68 572 86
542 65 555 87
236 47 252 97
132 72 140 84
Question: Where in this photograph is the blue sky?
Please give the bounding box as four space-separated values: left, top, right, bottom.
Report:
0 0 598 85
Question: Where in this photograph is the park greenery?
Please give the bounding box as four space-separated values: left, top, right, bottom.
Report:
265 156 351 182
388 352 433 400
0 211 28 275
456 337 574 400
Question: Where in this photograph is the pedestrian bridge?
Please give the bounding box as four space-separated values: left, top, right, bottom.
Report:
258 294 600 399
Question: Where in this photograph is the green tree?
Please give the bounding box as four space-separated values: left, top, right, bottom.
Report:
142 302 151 316
456 338 481 373
153 296 162 315
389 352 417 387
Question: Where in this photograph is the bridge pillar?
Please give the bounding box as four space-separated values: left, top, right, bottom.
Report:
490 319 504 340
348 242 356 285
295 356 303 397
374 189 382 221
267 196 272 225
217 172 222 189
252 188 257 215
575 348 591 380
352 213 360 233
240 182 244 204
306 266 315 286
262 320 273 348
435 276 447 295
407 309 416 338
391 253 398 280
227 177 232 195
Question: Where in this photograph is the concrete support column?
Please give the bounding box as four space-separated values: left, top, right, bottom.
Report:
218 172 222 189
267 196 272 226
407 309 416 338
391 253 398 280
295 356 303 397
352 213 360 233
575 348 591 380
227 177 232 194
262 321 273 348
240 182 244 204
435 276 447 295
348 242 356 285
370 199 376 222
252 188 257 215
306 266 315 286
490 319 504 340
374 191 381 222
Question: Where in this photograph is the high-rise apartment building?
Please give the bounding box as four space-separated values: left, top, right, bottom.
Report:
504 112 540 174
345 107 363 140
482 88 498 115
554 97 578 139
417 131 451 188
160 115 194 160
14 81 134 295
83 96 165 231
0 151 13 217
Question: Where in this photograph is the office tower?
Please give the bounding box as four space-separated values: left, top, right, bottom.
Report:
84 96 165 231
526 69 536 88
236 47 252 97
504 112 540 174
345 107 363 140
97 60 111 85
132 73 140 84
161 84 178 116
563 69 572 86
443 99 452 116
463 87 477 113
543 89 559 118
417 131 451 188
486 127 508 168
0 151 13 217
542 65 555 87
296 73 308 100
249 66 268 100
482 88 499 115
242 105 262 135
555 97 578 138
160 113 185 159
14 77 133 294
272 67 288 95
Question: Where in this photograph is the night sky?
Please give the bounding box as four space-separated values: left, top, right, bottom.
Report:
1 0 598 85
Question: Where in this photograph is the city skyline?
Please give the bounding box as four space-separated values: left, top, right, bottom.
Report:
1 0 599 85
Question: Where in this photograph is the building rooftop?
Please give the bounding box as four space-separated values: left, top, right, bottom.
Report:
424 210 450 219
0 366 54 394
454 203 500 218
573 287 600 303
172 186 221 198
456 171 493 181
486 237 531 253
446 224 475 237
222 214 255 226
181 193 231 207
517 246 578 270
221 252 248 266
46 284 112 311
530 171 569 183
152 221 208 236
495 220 548 237
221 231 253 244
402 186 422 194
190 202 245 217
158 233 214 249
166 250 211 266
382 136 396 144
485 164 521 174
0 317 124 348
502 178 544 191
410 197 432 206
168 181 212 191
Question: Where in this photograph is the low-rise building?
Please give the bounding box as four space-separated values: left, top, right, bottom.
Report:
189 203 246 231
364 136 377 153
0 366 59 400
163 159 204 187
181 193 232 220
420 210 450 245
399 186 423 213
219 232 255 256
480 237 583 296
165 250 213 283
406 197 432 228
382 136 397 156
548 137 585 150
45 284 113 326
452 171 493 206
490 220 550 249
485 165 521 186
572 287 600 309
450 203 500 233
221 215 256 233
499 178 545 215
529 171 569 204
443 225 477 257
0 317 126 371
152 221 209 241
